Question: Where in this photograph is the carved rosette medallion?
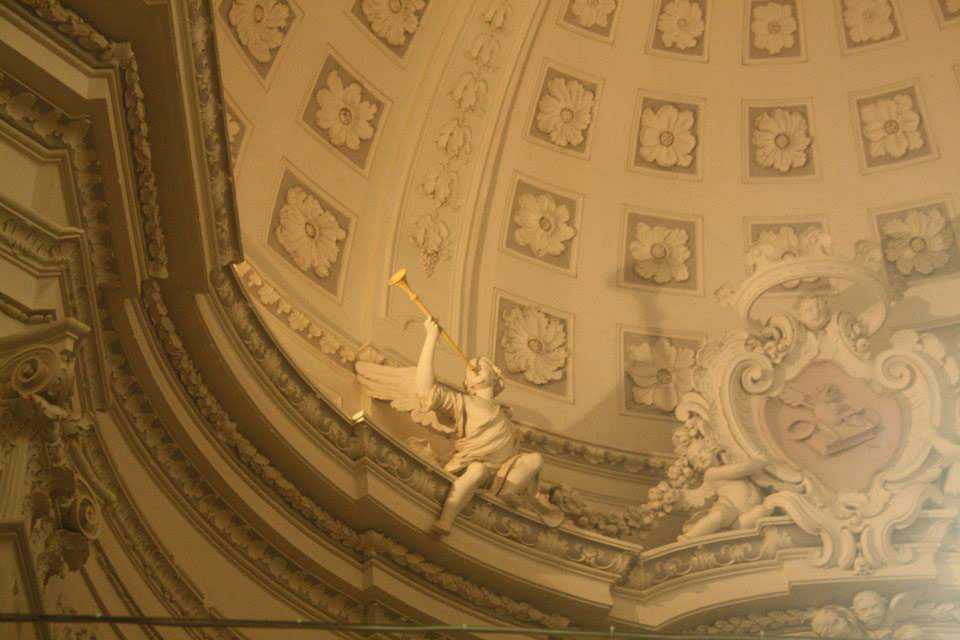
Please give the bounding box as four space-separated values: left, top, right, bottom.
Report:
695 252 957 573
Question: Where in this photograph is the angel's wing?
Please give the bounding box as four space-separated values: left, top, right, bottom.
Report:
355 361 455 434
889 590 925 625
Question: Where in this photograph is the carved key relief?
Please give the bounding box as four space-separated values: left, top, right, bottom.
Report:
558 0 621 42
300 48 390 175
850 80 938 174
743 0 807 64
872 197 960 288
835 0 906 55
647 0 711 62
491 291 573 401
348 0 430 59
501 173 582 276
216 0 300 86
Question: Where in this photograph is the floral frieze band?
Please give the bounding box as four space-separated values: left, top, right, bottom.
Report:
835 0 905 54
349 0 429 58
619 209 702 295
743 0 806 64
492 292 573 401
558 0 620 42
647 0 710 62
850 80 936 174
527 63 602 158
300 48 389 175
630 91 704 180
501 174 582 276
873 197 959 286
743 99 817 181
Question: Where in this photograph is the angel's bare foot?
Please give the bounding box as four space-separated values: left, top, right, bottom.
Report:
431 520 451 536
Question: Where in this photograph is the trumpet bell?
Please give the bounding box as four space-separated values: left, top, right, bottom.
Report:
388 268 408 286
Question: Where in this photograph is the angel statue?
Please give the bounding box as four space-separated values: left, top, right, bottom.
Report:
356 317 561 536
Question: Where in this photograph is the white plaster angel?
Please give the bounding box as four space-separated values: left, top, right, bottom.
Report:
356 318 562 535
670 437 805 541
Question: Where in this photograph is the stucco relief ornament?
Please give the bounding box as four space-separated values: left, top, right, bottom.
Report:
228 0 290 63
639 104 696 168
513 193 575 258
315 71 377 151
501 306 567 384
675 245 960 572
752 108 811 173
436 119 473 160
811 590 931 639
630 222 691 283
536 77 594 147
570 0 617 28
843 0 894 43
410 214 449 276
626 337 695 412
746 226 831 288
751 2 797 54
361 0 425 46
420 164 458 209
881 208 955 276
861 94 922 159
657 0 705 50
275 187 346 277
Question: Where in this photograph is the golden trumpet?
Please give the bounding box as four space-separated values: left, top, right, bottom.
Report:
389 268 469 364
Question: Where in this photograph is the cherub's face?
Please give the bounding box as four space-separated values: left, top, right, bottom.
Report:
853 592 887 629
688 441 718 472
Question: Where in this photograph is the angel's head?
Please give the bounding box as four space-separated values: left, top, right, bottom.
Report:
852 591 888 629
686 438 721 472
464 357 504 397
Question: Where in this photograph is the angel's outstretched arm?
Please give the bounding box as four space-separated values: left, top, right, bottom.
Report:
703 460 767 481
416 317 441 397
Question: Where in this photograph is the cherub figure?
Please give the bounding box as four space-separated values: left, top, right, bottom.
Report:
676 439 775 540
852 590 928 640
357 318 560 535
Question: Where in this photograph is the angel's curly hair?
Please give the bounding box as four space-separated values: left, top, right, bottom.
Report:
464 357 505 396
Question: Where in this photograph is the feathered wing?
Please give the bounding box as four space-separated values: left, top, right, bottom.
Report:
355 361 455 434
888 590 925 625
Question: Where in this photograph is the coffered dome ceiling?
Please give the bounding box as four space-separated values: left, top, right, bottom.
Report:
5 0 960 635
218 0 960 455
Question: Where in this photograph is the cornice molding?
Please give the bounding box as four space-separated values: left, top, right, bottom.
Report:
211 267 635 574
181 0 243 265
9 0 169 279
149 276 573 628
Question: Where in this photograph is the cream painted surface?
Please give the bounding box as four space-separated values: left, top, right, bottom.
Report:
222 0 960 452
0 137 69 226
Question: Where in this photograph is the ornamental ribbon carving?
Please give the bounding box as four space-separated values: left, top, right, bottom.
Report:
654 246 958 573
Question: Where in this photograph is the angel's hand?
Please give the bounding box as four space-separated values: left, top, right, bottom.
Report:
424 317 441 341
